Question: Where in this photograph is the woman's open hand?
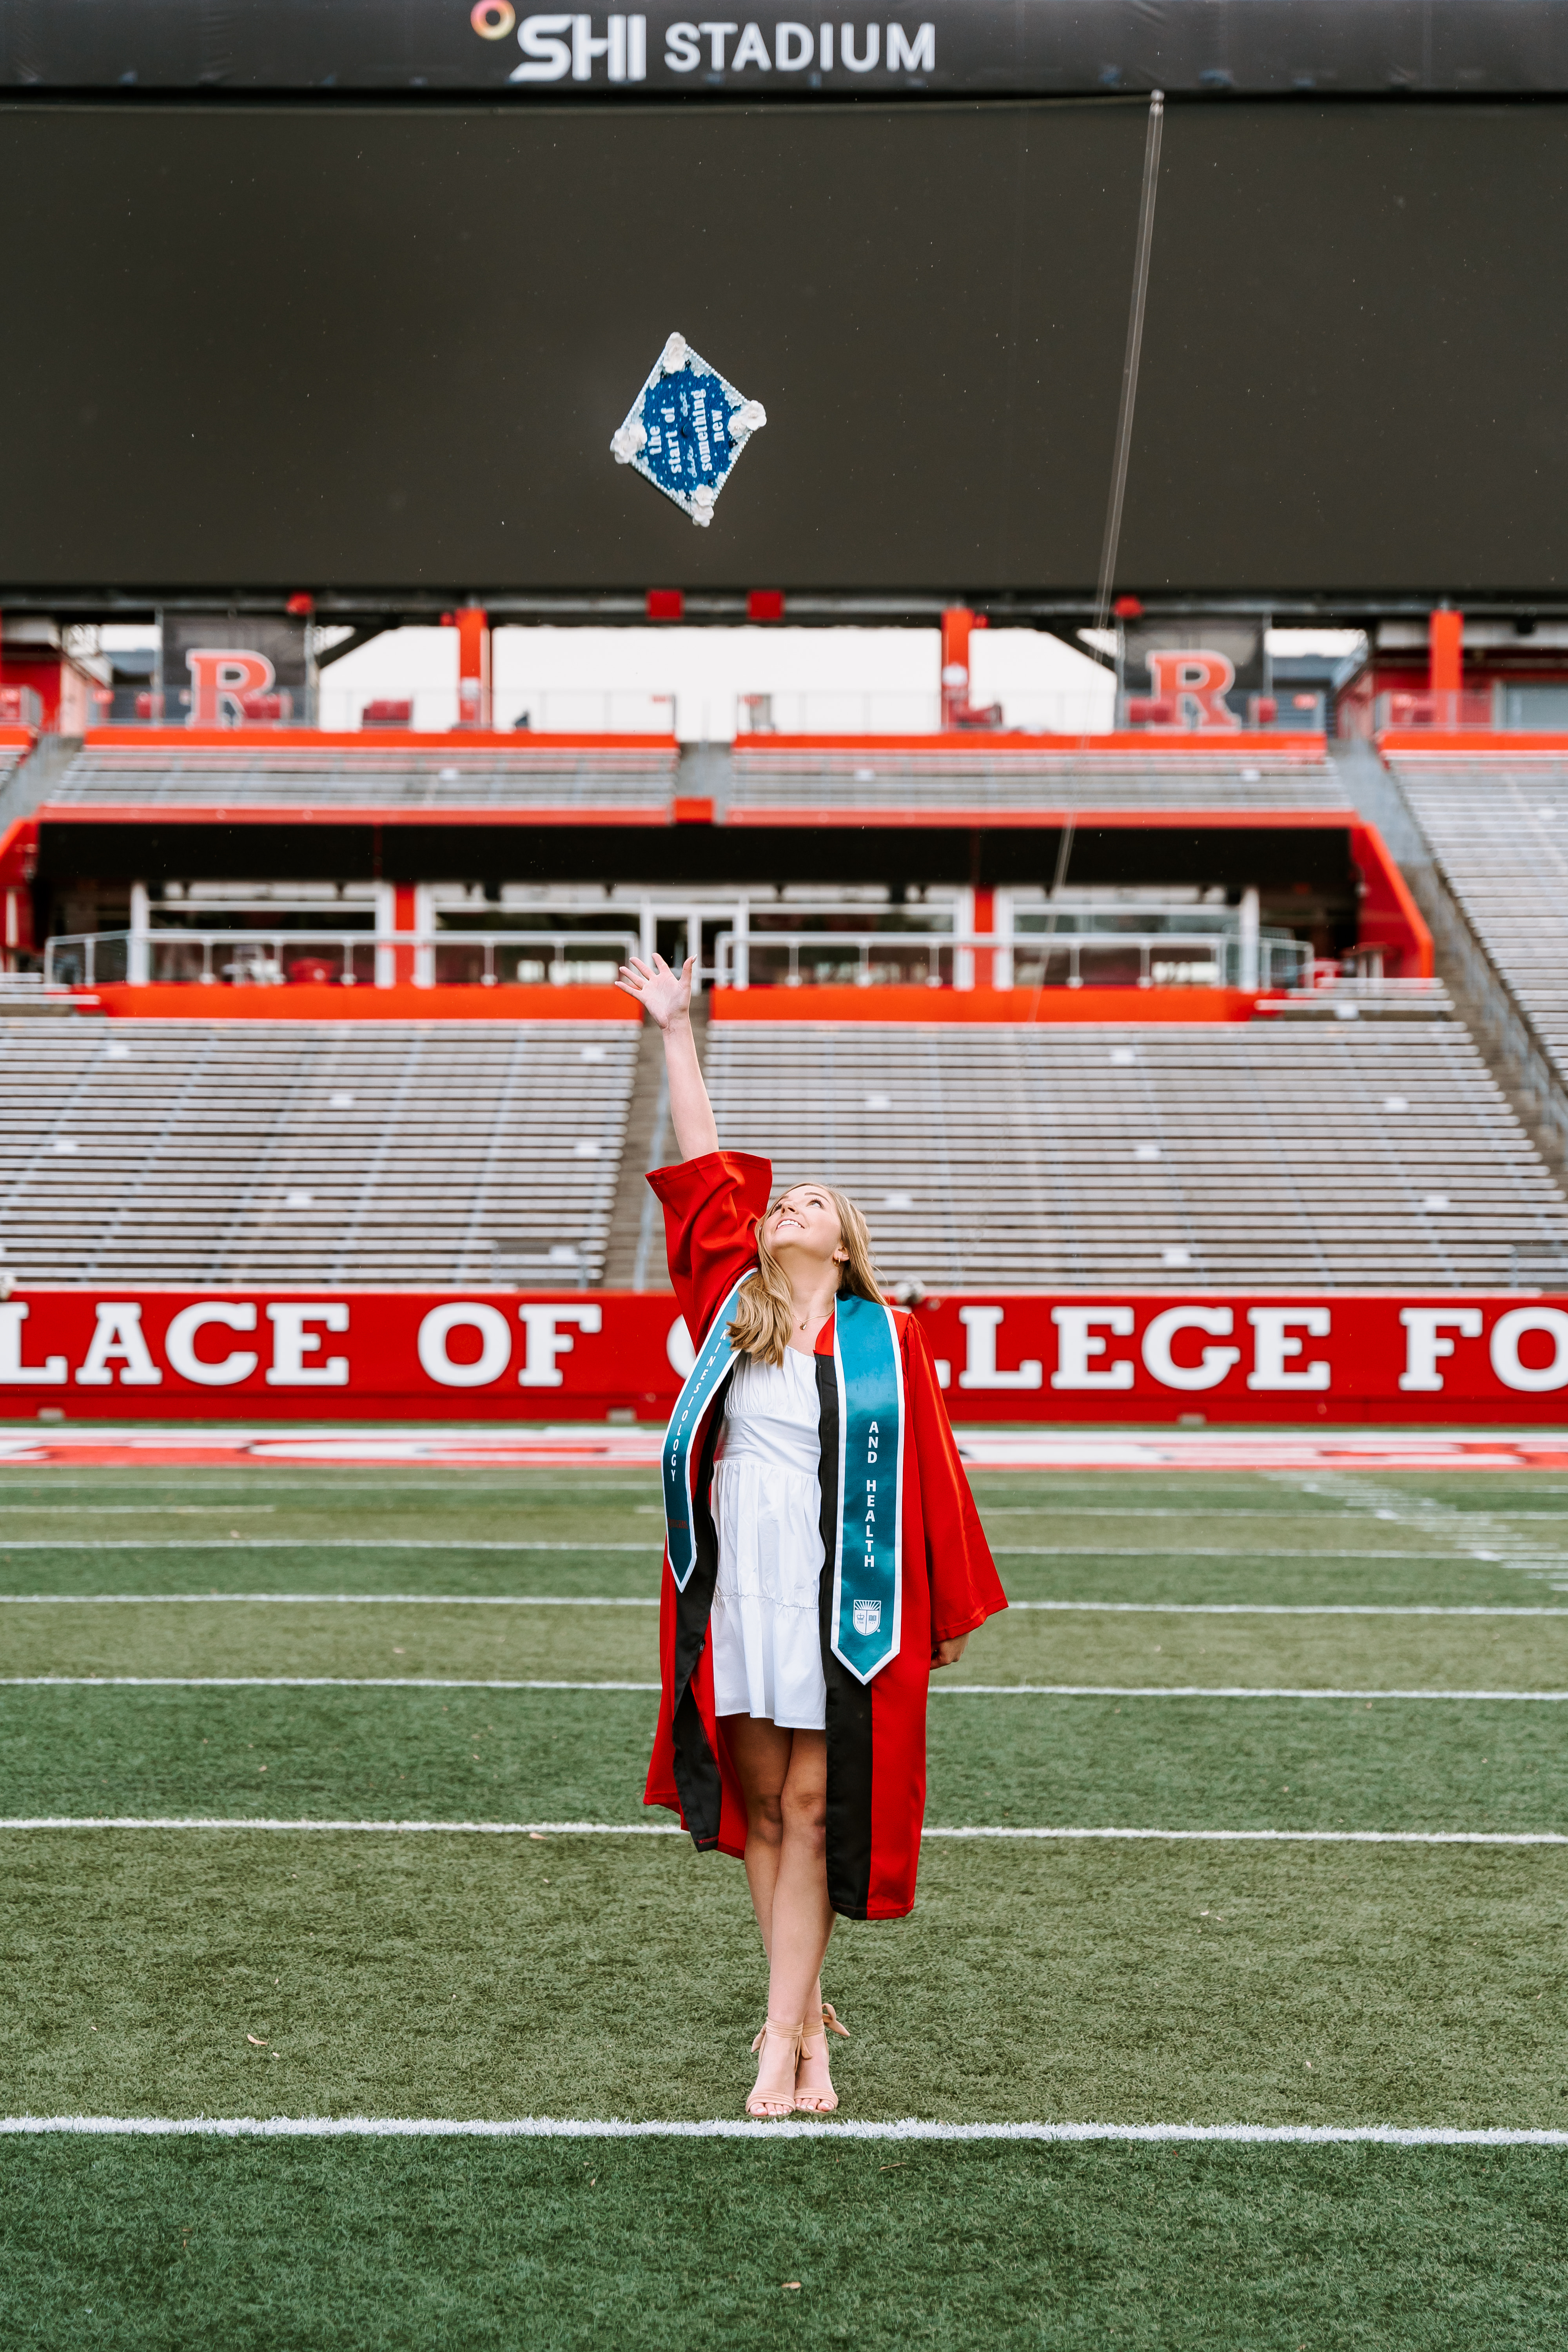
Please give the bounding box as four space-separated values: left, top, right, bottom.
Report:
932 1633 970 1670
615 953 694 1029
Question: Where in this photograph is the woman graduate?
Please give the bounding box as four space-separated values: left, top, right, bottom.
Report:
617 952 1007 2119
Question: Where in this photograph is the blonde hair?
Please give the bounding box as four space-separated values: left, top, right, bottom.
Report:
727 1181 883 1367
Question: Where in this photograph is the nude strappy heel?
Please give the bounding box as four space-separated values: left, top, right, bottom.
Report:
746 2017 804 2119
793 2000 849 2114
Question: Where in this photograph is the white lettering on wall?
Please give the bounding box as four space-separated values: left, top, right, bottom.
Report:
887 20 934 70
959 1304 1044 1390
1050 1305 1134 1392
0 1302 66 1386
696 18 739 67
1141 1305 1240 1393
1398 1307 1483 1394
265 1302 350 1388
518 1303 604 1388
523 17 926 82
731 20 771 66
165 1301 259 1388
76 1302 163 1387
1246 1307 1330 1392
512 12 574 77
417 1303 513 1389
1489 1306 1568 1394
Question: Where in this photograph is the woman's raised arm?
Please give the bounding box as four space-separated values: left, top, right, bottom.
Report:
615 953 720 1161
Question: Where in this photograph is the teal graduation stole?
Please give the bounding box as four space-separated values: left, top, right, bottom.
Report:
827 1293 905 1684
661 1281 904 1686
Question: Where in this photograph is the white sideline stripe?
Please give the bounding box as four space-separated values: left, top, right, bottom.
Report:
5 1677 1563 1702
0 1677 661 1692
3 2114 1565 2147
0 1593 658 1606
1 1595 1563 1618
0 1593 659 1607
1 1818 1563 1846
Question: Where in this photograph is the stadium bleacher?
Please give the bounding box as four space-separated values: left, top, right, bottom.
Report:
6 1002 1558 1294
703 1017 1568 1290
0 1018 635 1286
1388 754 1568 1084
727 744 1347 814
33 735 679 811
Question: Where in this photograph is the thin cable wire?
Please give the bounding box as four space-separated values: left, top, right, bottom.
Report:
1093 90 1165 642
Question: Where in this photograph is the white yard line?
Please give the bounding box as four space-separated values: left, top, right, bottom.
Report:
2 2114 1564 2147
2 1817 1563 1846
0 1541 657 1552
935 1684 1568 1701
0 1594 1560 1616
0 1676 660 1691
992 1548 1483 1560
1007 1601 1568 1617
4 1677 1563 1701
0 1593 659 1606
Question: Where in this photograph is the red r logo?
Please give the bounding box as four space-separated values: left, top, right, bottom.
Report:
185 650 276 728
1145 650 1241 731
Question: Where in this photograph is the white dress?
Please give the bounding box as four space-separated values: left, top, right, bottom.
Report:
709 1347 828 1730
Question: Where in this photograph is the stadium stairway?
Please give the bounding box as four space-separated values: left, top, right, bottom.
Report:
1339 741 1568 1183
0 1018 636 1287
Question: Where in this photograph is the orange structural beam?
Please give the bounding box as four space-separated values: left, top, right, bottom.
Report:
711 986 1267 1024
723 806 1357 832
87 984 641 1021
1349 818 1434 978
1378 730 1568 755
37 803 674 830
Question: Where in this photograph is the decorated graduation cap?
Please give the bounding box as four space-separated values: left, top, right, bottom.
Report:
610 332 766 528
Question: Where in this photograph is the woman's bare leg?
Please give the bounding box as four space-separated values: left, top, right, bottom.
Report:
724 1713 791 1955
726 1716 834 2103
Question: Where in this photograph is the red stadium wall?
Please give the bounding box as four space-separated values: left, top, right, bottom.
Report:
5 1289 1568 1425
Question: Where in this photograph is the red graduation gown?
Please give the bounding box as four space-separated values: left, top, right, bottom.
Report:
642 1150 1008 1921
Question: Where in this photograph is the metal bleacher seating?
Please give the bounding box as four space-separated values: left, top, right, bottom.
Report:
1389 756 1568 1085
36 738 679 811
703 1019 1568 1289
0 1019 636 1286
726 745 1347 814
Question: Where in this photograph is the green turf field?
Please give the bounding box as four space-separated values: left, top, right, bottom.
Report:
3 1456 1567 2347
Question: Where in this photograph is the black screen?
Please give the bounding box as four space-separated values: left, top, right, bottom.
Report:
1 97 1565 597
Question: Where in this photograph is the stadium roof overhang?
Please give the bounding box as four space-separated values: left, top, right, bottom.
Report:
4 0 1568 98
29 805 1364 897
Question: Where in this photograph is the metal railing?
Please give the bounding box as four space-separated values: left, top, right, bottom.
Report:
714 927 1311 991
45 928 641 989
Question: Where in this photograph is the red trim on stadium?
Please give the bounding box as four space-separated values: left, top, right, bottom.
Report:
708 986 1270 1022
83 983 641 1021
